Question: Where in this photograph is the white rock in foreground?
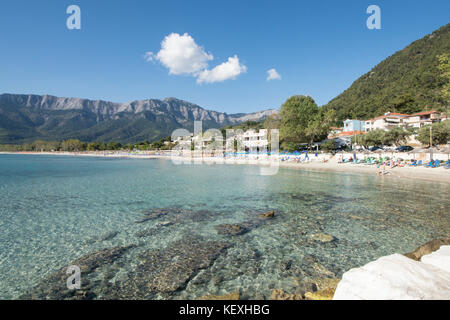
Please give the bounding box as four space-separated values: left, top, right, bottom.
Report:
421 245 450 271
333 247 450 300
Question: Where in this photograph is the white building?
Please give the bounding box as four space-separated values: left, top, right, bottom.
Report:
227 129 269 152
364 112 409 132
241 129 269 152
404 110 443 128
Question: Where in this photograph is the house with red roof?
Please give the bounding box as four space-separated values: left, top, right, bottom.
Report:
364 112 409 132
404 110 444 128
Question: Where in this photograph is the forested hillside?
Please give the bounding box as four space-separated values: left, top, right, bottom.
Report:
324 23 450 121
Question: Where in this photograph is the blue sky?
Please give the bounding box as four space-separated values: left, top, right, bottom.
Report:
0 0 449 114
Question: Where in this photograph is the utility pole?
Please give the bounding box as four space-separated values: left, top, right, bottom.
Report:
430 125 433 148
430 125 433 161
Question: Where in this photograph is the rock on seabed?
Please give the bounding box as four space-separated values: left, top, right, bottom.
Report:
198 292 240 300
308 233 336 243
333 246 450 300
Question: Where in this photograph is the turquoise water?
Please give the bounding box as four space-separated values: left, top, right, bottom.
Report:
0 154 449 299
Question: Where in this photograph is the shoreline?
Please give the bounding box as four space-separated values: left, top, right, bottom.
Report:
1 151 449 184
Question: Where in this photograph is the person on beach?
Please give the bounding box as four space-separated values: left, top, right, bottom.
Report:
377 161 388 175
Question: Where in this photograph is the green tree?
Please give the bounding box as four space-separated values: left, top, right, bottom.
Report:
60 139 86 151
351 134 369 148
305 108 336 145
106 142 122 150
320 139 338 152
364 129 386 147
417 122 450 146
382 127 411 146
279 95 319 148
87 142 102 151
263 114 281 131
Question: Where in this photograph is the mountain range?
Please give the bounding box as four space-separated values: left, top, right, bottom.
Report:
0 94 276 144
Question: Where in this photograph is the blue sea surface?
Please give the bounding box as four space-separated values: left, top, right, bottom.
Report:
0 154 448 299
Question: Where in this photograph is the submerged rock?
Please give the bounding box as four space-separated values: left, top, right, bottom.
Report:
404 237 450 261
308 233 337 243
136 207 214 224
99 231 118 242
270 289 303 300
111 236 231 299
215 224 248 236
305 288 336 300
135 228 157 238
135 208 176 223
214 212 275 237
198 292 240 300
311 263 335 277
259 211 275 219
20 245 134 300
300 277 340 300
157 221 174 227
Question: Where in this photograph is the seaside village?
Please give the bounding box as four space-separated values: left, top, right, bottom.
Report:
169 110 450 171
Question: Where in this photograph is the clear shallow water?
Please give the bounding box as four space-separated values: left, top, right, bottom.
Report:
0 154 448 299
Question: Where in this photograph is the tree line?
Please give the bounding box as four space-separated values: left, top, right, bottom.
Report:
351 122 449 148
0 136 175 152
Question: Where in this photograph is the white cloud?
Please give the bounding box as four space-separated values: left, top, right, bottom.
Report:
196 55 247 84
150 33 213 75
145 33 246 84
266 68 281 81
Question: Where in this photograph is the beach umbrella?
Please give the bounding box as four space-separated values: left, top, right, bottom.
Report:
415 147 440 160
439 146 450 154
438 146 450 160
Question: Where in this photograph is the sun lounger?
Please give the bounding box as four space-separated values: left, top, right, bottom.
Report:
425 160 441 168
432 160 441 168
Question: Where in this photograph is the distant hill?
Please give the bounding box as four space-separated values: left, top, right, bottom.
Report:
0 94 277 144
323 23 450 121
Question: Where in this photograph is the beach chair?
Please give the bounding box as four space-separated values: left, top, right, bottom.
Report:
425 160 435 168
432 160 441 168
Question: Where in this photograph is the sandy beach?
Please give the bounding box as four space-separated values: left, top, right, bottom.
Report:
2 151 449 184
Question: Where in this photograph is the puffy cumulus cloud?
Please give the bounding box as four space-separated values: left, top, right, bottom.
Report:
196 55 247 84
266 68 281 81
148 33 213 75
145 33 246 84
